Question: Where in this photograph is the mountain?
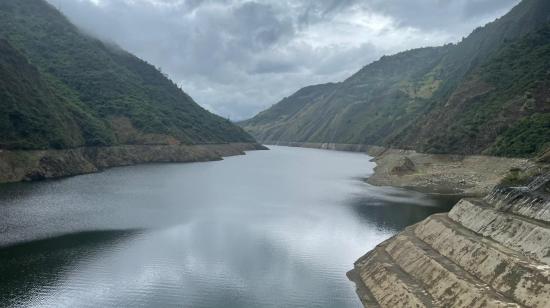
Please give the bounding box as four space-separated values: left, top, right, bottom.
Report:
241 0 550 158
0 0 254 151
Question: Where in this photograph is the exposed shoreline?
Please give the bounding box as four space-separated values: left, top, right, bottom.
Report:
266 142 534 196
0 143 267 184
2 139 534 195
347 174 550 307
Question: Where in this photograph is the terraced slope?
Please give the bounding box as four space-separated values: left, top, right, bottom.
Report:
348 174 550 307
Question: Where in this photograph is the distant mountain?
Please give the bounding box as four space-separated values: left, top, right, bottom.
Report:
0 0 254 150
241 0 550 158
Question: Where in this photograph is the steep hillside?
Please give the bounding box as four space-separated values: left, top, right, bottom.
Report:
241 0 550 157
240 82 340 142
394 22 550 156
241 46 452 145
0 0 254 150
0 38 96 149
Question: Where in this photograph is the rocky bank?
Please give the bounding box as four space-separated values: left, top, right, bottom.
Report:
0 143 267 183
348 173 550 307
365 149 536 196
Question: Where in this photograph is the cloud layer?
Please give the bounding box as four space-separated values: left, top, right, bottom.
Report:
46 0 519 120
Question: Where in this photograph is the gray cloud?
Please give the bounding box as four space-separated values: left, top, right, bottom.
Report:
46 0 520 120
366 0 520 30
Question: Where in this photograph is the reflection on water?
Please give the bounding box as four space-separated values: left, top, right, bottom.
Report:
0 230 141 307
351 187 461 232
0 146 459 308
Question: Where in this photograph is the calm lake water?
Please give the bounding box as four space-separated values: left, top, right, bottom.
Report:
0 146 460 308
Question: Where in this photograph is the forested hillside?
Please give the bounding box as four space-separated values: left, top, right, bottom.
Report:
241 0 550 157
0 0 254 150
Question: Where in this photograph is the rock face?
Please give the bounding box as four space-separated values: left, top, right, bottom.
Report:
0 143 267 183
348 174 550 307
389 157 416 176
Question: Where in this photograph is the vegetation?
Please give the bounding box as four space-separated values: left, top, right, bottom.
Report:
489 114 550 157
241 0 550 158
420 22 550 157
0 0 254 150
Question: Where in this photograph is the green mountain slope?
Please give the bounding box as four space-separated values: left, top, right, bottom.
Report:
0 0 254 150
240 82 340 142
241 0 550 157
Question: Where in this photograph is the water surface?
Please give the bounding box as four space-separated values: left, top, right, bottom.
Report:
0 146 459 307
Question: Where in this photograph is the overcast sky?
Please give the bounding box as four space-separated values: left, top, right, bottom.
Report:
46 0 520 120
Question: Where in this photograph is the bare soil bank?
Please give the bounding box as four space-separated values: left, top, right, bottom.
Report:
0 143 267 183
267 142 534 196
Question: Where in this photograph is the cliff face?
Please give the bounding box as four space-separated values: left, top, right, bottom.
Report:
241 0 550 158
348 174 550 307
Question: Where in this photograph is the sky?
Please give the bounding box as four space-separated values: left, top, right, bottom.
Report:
45 0 520 120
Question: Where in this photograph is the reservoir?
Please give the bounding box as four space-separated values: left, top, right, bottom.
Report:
0 146 459 307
